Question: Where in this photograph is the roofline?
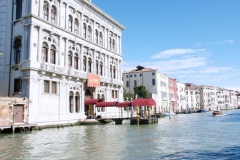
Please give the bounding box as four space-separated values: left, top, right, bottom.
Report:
82 0 126 30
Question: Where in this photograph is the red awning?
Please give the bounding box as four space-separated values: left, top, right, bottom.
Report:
116 102 132 107
131 98 156 106
96 102 118 107
85 99 102 105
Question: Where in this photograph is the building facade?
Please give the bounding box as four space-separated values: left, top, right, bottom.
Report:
176 81 186 112
168 77 177 112
0 0 125 125
185 83 200 112
123 66 170 114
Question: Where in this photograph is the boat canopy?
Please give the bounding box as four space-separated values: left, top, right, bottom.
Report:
84 99 102 105
96 102 118 107
116 102 132 107
131 98 156 106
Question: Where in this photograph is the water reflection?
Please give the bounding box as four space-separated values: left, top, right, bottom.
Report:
0 110 240 159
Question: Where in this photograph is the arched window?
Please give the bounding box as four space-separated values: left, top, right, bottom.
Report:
68 51 72 67
13 38 22 64
43 1 49 20
95 30 98 44
69 91 74 113
51 6 57 24
75 92 80 113
113 66 116 79
134 80 137 87
16 0 22 19
83 23 87 38
99 32 103 46
112 39 115 51
100 62 103 76
68 16 73 32
74 19 79 34
88 58 92 72
87 26 92 41
42 42 48 62
50 45 56 64
109 37 112 50
74 53 78 70
96 60 99 74
110 65 112 78
152 79 155 85
83 57 86 71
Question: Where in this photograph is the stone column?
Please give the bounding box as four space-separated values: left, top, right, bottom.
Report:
64 38 68 67
92 49 95 74
39 0 43 17
119 36 122 55
59 0 62 26
81 13 84 38
37 27 42 61
65 3 68 30
80 45 83 71
58 36 62 66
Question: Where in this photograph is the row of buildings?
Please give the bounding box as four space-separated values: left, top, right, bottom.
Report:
0 0 239 126
123 66 240 113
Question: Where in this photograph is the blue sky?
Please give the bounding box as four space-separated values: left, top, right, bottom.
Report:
92 0 240 91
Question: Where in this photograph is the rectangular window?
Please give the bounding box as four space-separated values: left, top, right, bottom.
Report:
126 81 129 87
140 74 142 77
44 80 50 93
52 81 57 94
134 74 136 77
126 75 128 78
14 78 22 92
16 0 22 19
115 91 118 98
130 75 132 77
152 72 155 75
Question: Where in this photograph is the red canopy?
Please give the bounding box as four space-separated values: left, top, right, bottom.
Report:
116 102 132 107
96 102 118 107
131 98 156 106
85 99 102 105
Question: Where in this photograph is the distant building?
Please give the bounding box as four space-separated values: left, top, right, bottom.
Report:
200 86 217 111
168 77 178 112
0 0 125 125
185 83 200 111
177 81 186 112
123 66 169 113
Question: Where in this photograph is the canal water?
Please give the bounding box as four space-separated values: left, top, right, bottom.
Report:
1 109 240 160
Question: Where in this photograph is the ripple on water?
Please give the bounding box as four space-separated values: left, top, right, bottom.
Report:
1 110 240 159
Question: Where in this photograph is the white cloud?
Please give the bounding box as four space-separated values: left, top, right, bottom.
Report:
196 39 234 46
151 48 205 59
200 67 231 74
142 57 206 72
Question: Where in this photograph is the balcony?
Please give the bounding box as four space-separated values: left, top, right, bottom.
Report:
20 60 123 85
170 98 175 101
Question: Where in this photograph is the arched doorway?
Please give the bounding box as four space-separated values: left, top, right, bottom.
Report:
84 88 93 118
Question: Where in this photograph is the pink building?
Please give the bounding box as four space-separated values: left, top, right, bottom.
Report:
168 78 178 112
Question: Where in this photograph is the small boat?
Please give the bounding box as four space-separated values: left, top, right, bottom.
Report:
164 111 176 116
212 110 222 116
197 109 209 113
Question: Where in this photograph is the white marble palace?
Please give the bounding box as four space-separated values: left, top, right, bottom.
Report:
0 0 125 125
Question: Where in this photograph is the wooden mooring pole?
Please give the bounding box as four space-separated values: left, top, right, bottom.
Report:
12 113 15 134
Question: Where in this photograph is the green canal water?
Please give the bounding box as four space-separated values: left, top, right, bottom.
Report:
1 109 240 159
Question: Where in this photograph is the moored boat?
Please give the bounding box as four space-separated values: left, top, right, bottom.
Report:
212 110 222 116
197 109 209 113
164 111 176 116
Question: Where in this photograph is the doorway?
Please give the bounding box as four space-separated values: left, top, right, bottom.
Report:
13 105 24 123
